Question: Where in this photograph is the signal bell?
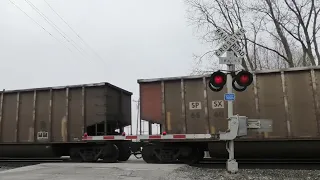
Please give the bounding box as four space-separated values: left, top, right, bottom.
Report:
232 70 253 92
208 71 227 92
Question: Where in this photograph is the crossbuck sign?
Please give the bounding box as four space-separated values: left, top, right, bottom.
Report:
214 27 246 64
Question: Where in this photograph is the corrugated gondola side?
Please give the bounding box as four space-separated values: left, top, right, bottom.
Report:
0 82 132 159
138 66 320 160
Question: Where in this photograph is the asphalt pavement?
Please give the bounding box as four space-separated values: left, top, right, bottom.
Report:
1 156 320 180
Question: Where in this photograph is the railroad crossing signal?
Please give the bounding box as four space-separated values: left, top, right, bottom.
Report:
211 27 248 173
208 71 227 92
215 27 246 58
208 27 252 92
219 56 242 65
208 70 253 92
232 70 253 92
224 93 235 101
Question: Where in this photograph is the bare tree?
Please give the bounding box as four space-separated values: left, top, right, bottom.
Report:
249 0 295 67
278 0 320 65
312 1 320 64
185 0 253 73
185 0 320 74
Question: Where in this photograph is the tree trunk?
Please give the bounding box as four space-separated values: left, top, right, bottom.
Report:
265 0 294 67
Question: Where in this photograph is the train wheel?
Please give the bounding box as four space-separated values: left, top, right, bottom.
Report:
69 148 83 162
141 144 159 163
156 148 179 163
81 147 101 162
179 148 204 165
101 144 119 163
117 142 131 161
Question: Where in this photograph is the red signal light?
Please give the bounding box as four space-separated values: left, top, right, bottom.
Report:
214 75 224 84
232 70 253 92
208 71 227 92
239 74 249 84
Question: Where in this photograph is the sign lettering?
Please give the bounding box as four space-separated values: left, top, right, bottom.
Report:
212 100 224 109
189 102 202 110
224 93 235 101
191 112 201 118
214 111 224 118
214 27 246 58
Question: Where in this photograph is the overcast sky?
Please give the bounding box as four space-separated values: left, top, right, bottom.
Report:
0 0 208 134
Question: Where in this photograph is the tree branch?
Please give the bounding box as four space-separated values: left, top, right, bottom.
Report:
247 38 288 62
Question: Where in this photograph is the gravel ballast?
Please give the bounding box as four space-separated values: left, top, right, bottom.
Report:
0 166 14 172
1 162 320 179
166 166 320 180
0 163 36 172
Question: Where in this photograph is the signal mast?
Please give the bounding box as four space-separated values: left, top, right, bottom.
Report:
209 27 253 173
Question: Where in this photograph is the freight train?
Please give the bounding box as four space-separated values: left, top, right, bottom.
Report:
1 66 320 163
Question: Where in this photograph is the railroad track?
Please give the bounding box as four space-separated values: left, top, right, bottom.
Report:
194 158 320 170
0 157 68 163
200 158 320 164
0 158 66 168
1 157 320 165
0 158 67 169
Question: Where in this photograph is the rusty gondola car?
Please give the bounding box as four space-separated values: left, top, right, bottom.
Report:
138 66 320 160
2 66 320 163
0 82 132 162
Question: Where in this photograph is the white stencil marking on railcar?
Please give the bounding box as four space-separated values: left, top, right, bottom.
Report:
212 100 224 109
189 102 202 110
37 131 49 140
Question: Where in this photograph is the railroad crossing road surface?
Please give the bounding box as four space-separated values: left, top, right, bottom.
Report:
0 156 184 180
1 157 320 180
